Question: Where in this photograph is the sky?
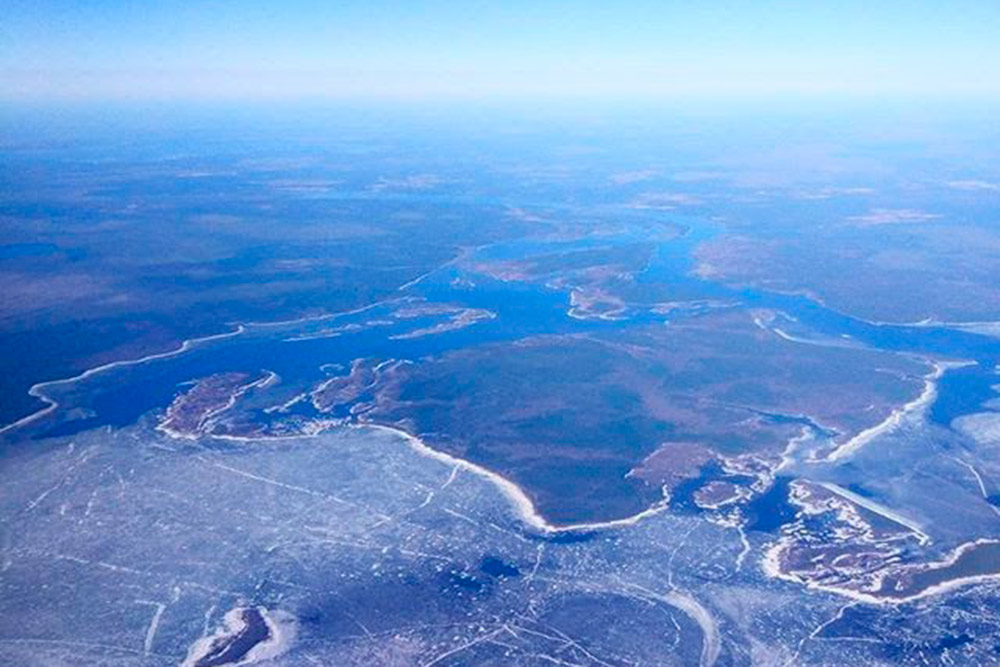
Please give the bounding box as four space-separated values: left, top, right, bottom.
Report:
2 0 999 101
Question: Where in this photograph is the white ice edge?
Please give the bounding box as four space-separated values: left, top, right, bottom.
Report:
815 482 930 545
0 325 247 436
182 606 296 667
763 537 1000 606
0 295 421 438
243 608 296 664
873 316 1000 333
157 418 671 535
204 421 1000 608
359 423 671 534
10 296 995 615
824 360 972 462
156 370 279 440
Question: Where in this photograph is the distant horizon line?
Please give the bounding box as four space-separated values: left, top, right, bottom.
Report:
3 89 1000 107
3 65 1000 106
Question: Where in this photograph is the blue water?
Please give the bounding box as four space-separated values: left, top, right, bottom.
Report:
13 203 1000 533
0 242 62 259
668 459 757 512
745 477 797 533
930 364 1000 427
25 208 1000 437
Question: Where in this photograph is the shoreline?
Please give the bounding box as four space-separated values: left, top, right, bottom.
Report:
154 416 675 535
358 422 673 535
0 296 419 438
824 359 971 462
0 325 246 437
763 538 1000 606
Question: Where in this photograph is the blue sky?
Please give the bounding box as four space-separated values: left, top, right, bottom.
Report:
2 0 999 100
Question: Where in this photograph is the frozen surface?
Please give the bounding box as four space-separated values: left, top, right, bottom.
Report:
3 416 1000 666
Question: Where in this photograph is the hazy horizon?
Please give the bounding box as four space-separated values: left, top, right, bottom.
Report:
3 1 999 102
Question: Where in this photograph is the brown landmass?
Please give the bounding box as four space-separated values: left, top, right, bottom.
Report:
354 310 931 523
694 225 1000 323
159 372 256 438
